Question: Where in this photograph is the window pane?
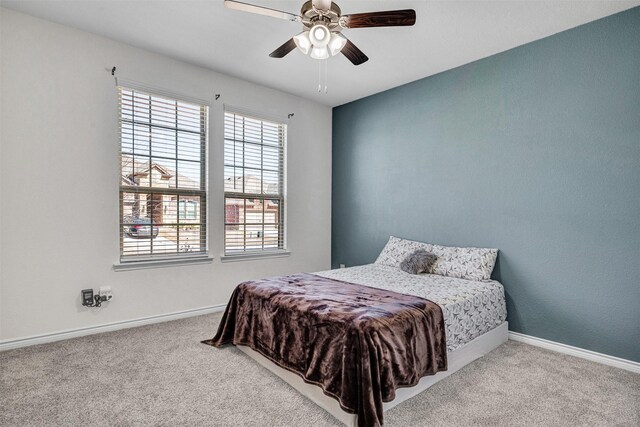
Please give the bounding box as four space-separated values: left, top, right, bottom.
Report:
243 142 262 169
178 225 202 253
177 102 202 133
121 122 134 154
243 117 263 144
121 157 152 188
263 145 279 171
263 225 280 249
132 93 151 123
150 157 177 188
132 123 150 156
153 226 178 254
122 192 147 223
122 236 153 257
150 96 176 128
225 224 246 253
245 229 263 251
262 170 279 195
224 167 243 192
151 127 176 158
243 171 262 194
122 192 156 257
224 138 243 167
120 90 134 122
177 131 202 162
245 201 263 224
121 157 135 186
225 198 244 225
158 194 181 226
265 199 281 222
176 160 201 190
179 196 201 223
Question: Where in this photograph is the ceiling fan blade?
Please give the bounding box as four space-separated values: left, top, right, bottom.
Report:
341 9 416 29
341 39 368 66
269 38 297 58
224 0 299 22
312 0 332 10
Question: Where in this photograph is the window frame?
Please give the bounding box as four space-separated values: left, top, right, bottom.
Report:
116 84 210 265
222 109 288 258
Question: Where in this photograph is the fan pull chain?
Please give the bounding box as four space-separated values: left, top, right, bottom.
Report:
324 59 328 94
317 60 329 94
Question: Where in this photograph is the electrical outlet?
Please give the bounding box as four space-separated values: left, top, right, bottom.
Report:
340 264 346 269
98 286 112 299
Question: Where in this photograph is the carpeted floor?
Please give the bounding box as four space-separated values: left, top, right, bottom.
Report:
1 312 638 426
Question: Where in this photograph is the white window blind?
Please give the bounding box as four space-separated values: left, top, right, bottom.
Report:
224 111 286 254
119 87 208 260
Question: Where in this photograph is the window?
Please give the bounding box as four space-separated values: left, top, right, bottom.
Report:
119 87 207 260
224 111 286 254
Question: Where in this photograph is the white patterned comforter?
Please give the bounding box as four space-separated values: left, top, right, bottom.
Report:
315 264 507 352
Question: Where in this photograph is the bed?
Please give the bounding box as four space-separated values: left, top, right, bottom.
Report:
205 237 507 426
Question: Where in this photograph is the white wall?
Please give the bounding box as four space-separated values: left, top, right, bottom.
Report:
0 8 332 341
0 7 4 341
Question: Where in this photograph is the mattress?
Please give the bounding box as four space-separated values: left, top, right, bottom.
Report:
316 264 507 352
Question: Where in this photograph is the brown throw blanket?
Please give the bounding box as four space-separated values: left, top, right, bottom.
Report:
203 273 447 427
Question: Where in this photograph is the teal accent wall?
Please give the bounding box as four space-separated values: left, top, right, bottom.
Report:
331 8 640 361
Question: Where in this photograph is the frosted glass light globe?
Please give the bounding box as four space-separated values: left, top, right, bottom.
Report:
309 24 330 48
293 31 312 55
327 33 347 56
310 46 329 60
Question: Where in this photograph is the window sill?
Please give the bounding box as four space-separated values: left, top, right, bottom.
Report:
113 255 213 271
220 250 291 263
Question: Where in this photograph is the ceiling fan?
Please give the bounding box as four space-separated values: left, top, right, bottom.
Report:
224 0 416 65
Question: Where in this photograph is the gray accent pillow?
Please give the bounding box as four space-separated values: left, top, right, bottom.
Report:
400 249 437 275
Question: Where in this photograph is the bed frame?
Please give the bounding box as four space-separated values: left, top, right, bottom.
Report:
238 321 509 426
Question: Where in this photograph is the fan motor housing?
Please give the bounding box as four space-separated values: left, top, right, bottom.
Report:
301 1 342 30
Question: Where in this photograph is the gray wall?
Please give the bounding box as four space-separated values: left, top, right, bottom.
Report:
332 8 639 361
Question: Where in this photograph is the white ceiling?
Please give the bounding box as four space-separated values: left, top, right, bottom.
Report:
2 1 638 107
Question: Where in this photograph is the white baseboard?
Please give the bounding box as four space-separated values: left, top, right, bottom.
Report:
0 304 226 352
508 331 639 374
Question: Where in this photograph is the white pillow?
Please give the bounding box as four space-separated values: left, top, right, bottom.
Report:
375 236 432 268
375 236 498 281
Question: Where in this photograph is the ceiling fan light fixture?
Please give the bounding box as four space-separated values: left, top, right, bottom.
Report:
327 32 347 56
309 23 330 48
293 31 312 55
310 46 330 60
226 0 416 67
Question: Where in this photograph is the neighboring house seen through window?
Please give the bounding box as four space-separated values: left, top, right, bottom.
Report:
119 87 207 259
224 111 286 254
